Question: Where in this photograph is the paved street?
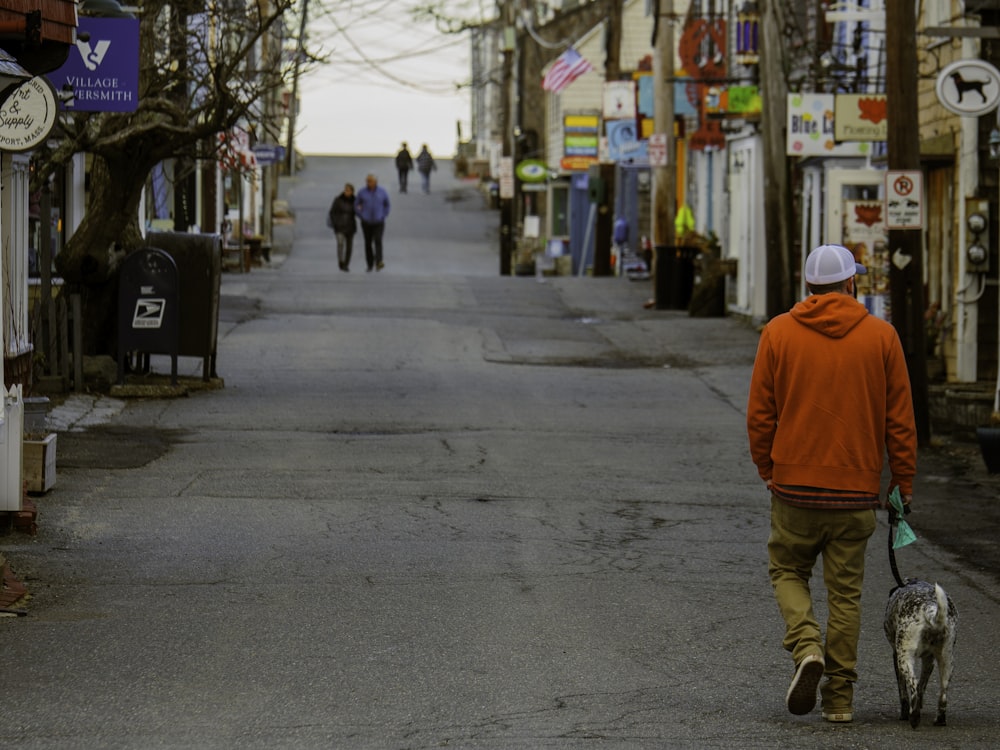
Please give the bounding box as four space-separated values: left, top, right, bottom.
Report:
1 156 999 748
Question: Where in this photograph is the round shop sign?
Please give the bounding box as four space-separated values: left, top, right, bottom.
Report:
0 76 58 152
935 59 1000 117
515 159 548 183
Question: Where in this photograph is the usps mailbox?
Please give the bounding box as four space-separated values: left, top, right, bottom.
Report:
117 247 180 385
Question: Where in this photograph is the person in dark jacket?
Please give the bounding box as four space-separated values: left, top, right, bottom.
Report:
415 144 436 193
328 183 357 271
395 143 414 193
354 174 391 271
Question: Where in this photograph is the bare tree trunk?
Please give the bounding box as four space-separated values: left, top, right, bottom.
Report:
55 152 147 356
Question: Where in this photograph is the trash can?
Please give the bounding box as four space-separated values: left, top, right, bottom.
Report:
145 231 223 381
654 245 696 310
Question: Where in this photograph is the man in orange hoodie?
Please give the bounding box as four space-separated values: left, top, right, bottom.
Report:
747 243 917 724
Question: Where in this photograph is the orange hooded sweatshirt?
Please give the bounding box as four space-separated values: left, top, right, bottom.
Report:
747 292 917 498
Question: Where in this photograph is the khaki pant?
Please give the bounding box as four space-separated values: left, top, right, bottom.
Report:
767 497 877 711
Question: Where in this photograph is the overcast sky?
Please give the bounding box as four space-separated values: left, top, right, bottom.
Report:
295 1 477 158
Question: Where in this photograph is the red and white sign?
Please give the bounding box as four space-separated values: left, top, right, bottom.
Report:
885 170 923 230
648 133 669 167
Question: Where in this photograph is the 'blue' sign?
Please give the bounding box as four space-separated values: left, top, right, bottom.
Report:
252 144 286 165
47 18 140 113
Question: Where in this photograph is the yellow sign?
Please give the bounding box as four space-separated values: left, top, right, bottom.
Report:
564 114 599 129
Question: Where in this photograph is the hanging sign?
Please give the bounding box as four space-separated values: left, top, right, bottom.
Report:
935 60 1000 117
0 77 58 151
515 159 548 183
47 18 140 113
834 94 888 142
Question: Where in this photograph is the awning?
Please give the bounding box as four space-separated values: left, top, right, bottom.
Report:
0 47 31 104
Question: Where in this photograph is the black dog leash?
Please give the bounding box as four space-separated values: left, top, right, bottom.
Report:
887 506 905 588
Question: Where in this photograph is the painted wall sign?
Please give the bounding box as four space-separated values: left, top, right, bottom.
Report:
935 59 1000 117
0 77 58 151
47 18 140 113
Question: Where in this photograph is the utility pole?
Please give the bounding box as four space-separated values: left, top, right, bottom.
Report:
758 0 793 318
886 1 930 445
605 0 622 81
286 0 309 177
499 0 515 275
592 0 624 277
652 0 675 250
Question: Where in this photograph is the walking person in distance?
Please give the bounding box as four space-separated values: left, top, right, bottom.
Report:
355 173 391 272
395 142 414 193
746 243 917 724
416 144 436 194
328 182 357 272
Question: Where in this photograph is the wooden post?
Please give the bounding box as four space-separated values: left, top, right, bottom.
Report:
886 1 930 445
499 2 515 276
758 0 793 318
652 0 675 251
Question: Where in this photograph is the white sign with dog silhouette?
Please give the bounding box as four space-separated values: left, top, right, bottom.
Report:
935 59 1000 117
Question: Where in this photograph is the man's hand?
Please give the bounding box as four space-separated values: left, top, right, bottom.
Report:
880 491 913 510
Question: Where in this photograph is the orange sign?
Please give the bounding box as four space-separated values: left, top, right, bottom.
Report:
560 156 598 171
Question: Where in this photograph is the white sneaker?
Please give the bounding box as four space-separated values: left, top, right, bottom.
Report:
822 710 853 723
786 654 825 715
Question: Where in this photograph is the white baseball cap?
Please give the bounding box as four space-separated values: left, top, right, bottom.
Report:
804 244 868 285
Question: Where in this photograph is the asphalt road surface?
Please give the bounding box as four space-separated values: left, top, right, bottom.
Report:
1 156 998 749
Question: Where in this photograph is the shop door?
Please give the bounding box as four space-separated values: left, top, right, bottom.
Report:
826 169 889 320
569 172 591 275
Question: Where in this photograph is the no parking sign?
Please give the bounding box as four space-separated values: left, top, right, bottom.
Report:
885 170 923 230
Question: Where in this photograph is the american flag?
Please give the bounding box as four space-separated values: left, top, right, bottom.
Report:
542 47 594 94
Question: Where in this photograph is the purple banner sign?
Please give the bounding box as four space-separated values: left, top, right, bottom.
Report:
47 18 140 113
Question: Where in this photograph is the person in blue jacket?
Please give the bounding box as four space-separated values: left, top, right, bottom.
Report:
355 173 391 271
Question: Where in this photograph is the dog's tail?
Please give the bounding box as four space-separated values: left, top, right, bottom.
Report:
928 583 949 629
